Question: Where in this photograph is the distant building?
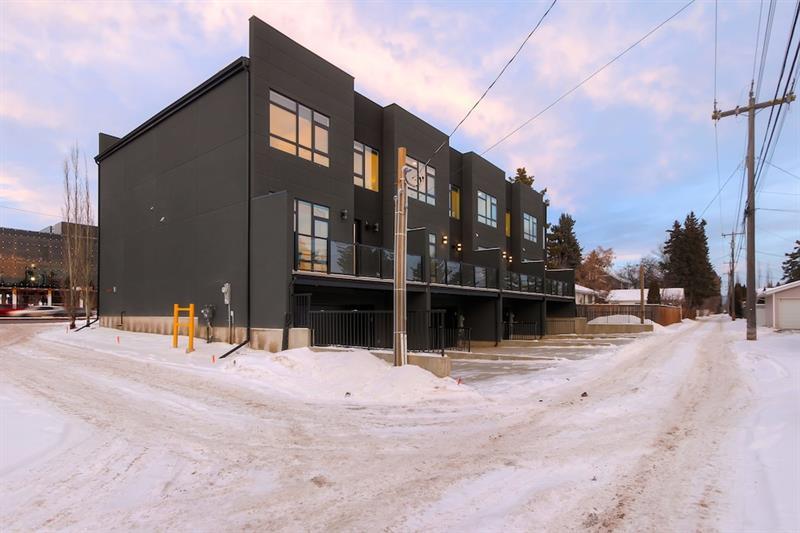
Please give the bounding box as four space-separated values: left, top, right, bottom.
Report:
606 288 685 306
575 284 599 304
0 223 97 307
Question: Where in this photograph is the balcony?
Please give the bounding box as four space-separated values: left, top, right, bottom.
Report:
295 237 571 296
429 258 498 289
299 240 423 282
544 278 574 297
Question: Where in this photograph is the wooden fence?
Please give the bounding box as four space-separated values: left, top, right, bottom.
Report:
576 304 683 327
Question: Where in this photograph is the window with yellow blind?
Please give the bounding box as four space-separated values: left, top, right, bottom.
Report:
449 185 460 219
505 211 511 237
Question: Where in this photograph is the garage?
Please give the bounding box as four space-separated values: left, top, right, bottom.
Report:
761 280 800 330
777 298 800 330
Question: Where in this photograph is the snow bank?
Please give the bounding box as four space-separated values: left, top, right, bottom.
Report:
0 385 86 476
588 314 653 325
721 321 799 531
225 348 479 404
37 326 478 405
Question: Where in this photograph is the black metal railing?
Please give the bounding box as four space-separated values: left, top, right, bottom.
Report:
436 327 471 352
292 293 311 327
503 321 541 340
309 309 452 354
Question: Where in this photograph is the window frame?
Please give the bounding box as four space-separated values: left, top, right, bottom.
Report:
477 190 498 228
269 90 330 168
294 199 330 272
404 154 436 206
353 141 380 191
523 213 538 242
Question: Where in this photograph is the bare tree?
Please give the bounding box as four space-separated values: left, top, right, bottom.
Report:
62 144 94 328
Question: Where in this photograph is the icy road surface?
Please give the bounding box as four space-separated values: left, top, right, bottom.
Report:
1 317 797 531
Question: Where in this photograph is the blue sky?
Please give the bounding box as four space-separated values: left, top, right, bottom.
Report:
1 1 798 288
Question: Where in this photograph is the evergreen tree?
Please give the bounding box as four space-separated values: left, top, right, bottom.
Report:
546 213 582 269
647 278 662 304
513 167 534 186
781 240 800 283
660 212 719 308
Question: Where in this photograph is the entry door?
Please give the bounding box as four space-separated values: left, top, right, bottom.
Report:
777 298 800 329
354 219 363 244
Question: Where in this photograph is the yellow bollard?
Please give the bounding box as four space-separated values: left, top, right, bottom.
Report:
187 303 195 354
172 303 195 353
172 303 179 348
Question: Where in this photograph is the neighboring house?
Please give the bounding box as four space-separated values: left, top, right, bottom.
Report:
575 284 599 304
758 281 800 330
606 288 685 306
95 16 575 349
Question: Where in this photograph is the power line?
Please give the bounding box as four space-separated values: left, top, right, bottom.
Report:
759 158 800 180
755 0 777 99
0 204 61 219
481 0 697 156
714 0 724 234
758 207 800 213
751 0 765 83
423 0 557 166
699 158 745 218
753 0 799 190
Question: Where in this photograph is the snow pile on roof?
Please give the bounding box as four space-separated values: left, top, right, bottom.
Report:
574 284 597 294
607 288 685 303
226 348 478 404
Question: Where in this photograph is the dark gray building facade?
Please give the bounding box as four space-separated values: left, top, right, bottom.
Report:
96 17 574 347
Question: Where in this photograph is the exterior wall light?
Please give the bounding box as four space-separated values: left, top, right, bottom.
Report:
456 243 462 252
442 235 448 245
340 209 349 221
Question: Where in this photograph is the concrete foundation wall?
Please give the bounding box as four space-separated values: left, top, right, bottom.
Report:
371 352 451 378
99 318 310 352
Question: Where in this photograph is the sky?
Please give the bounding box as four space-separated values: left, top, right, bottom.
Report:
1 0 798 289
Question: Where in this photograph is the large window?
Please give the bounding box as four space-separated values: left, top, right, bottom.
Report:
523 213 538 242
428 233 436 258
294 199 329 272
404 155 436 206
269 90 330 167
354 141 379 191
449 185 460 219
477 190 497 228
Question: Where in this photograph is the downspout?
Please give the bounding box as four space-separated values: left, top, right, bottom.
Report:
220 62 251 359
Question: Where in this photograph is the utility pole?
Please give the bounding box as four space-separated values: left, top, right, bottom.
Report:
639 263 644 325
712 86 795 340
722 231 743 320
393 147 409 366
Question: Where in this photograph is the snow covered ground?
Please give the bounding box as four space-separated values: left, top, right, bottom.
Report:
1 316 797 531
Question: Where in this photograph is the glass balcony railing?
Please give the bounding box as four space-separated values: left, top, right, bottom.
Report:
430 258 498 289
297 236 514 290
298 238 423 282
503 272 546 294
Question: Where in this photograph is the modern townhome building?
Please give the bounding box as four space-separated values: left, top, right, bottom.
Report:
95 16 575 351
